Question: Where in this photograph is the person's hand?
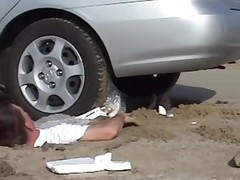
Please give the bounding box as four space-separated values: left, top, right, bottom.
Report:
123 113 137 124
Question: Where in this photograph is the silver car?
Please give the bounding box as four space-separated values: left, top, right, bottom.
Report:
0 0 240 118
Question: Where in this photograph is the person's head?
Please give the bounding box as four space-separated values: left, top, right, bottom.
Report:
0 101 28 147
0 101 38 147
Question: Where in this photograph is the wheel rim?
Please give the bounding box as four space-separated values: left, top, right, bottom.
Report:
18 36 85 113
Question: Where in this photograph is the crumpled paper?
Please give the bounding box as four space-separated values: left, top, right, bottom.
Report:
46 153 131 174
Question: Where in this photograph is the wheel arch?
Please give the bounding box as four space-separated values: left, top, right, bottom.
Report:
0 8 115 78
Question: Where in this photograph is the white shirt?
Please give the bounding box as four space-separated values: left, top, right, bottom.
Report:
34 123 89 147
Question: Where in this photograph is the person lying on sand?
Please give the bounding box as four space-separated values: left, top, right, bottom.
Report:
0 93 135 148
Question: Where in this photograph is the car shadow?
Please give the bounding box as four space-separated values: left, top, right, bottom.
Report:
123 84 216 112
169 84 217 108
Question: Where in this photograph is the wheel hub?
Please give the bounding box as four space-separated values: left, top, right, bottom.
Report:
38 61 63 88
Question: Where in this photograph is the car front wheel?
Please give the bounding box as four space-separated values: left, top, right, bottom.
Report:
5 18 110 119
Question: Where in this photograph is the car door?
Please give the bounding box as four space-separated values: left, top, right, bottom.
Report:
0 0 20 21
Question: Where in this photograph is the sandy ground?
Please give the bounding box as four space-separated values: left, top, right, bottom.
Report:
1 62 240 180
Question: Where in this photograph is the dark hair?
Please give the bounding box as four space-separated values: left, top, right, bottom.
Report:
0 101 28 147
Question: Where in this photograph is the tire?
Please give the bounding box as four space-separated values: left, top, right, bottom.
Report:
114 73 180 97
5 18 110 119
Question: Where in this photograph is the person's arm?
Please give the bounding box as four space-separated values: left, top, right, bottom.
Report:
81 114 127 141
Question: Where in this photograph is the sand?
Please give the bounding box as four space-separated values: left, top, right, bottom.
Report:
0 102 239 180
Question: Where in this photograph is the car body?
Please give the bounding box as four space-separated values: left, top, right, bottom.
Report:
0 0 240 118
